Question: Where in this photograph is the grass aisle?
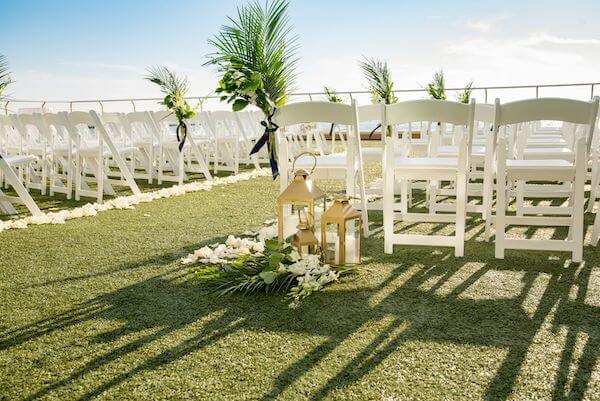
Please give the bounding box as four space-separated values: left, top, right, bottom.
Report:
0 173 599 400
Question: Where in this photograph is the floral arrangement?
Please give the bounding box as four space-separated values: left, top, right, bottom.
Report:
205 0 299 178
182 221 354 308
0 168 271 234
145 66 196 150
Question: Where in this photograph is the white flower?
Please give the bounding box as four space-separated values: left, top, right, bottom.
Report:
194 246 213 259
289 250 301 262
252 242 265 253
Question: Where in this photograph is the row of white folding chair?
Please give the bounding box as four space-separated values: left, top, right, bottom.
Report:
0 111 141 210
485 97 599 262
379 97 600 262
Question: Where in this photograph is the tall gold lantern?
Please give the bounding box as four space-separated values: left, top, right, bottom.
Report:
321 196 362 266
277 153 326 241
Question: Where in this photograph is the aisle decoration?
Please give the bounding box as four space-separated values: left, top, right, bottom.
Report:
0 168 271 234
145 66 196 151
182 220 355 308
359 57 397 138
206 0 299 179
321 196 362 266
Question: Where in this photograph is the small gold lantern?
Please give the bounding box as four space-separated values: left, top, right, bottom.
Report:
291 213 319 255
321 195 362 266
277 153 326 241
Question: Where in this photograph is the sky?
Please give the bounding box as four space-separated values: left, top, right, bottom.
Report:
2 0 600 110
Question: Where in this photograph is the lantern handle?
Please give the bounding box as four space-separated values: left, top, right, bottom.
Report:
291 151 317 176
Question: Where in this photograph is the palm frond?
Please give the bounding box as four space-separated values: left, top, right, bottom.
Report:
206 0 299 114
457 81 473 104
323 86 343 103
0 55 13 100
425 69 446 100
145 66 189 97
359 57 397 104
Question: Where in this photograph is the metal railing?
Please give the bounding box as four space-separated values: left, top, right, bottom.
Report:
3 82 598 115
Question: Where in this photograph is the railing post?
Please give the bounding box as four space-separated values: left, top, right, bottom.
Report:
308 93 313 101
484 88 488 104
131 100 136 112
41 101 46 110
349 92 353 101
198 100 203 112
98 101 104 113
591 84 595 99
535 86 539 98
69 101 73 112
4 101 9 115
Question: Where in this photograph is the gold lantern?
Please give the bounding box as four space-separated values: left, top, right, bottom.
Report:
277 153 326 241
291 214 319 255
321 195 362 266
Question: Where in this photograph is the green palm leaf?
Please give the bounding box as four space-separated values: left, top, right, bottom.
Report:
359 57 397 105
457 81 473 104
426 69 446 100
0 55 13 101
206 0 299 115
323 86 343 103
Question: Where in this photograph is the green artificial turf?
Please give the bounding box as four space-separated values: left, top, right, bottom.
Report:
1 162 599 400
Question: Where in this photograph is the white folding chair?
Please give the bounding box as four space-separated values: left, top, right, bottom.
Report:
122 111 157 183
275 100 369 236
149 111 187 185
383 99 476 257
0 153 43 216
64 111 140 202
41 113 76 199
488 97 599 262
206 111 241 175
11 114 51 195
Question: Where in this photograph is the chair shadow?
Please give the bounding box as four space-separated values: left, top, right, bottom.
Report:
2 223 598 401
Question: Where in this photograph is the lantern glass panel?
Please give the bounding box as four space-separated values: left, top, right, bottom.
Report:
324 222 339 264
345 219 361 265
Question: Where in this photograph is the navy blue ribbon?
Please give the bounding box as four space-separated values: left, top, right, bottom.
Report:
176 121 187 152
250 109 279 179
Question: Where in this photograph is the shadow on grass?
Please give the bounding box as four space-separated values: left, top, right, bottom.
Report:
1 218 598 400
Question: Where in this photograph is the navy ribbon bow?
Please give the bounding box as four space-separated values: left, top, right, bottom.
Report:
250 109 279 179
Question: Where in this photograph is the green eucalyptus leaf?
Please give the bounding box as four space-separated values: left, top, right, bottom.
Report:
232 99 249 111
259 271 277 284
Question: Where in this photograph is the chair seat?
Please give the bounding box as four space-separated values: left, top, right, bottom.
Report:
506 159 573 170
3 154 37 166
80 146 137 157
437 145 485 155
394 156 459 169
522 147 573 160
503 159 575 179
294 153 347 168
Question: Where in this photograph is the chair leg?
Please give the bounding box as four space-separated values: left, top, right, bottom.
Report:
455 173 467 257
383 170 394 254
572 148 585 262
516 180 525 217
400 179 408 214
495 143 507 259
587 162 600 212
